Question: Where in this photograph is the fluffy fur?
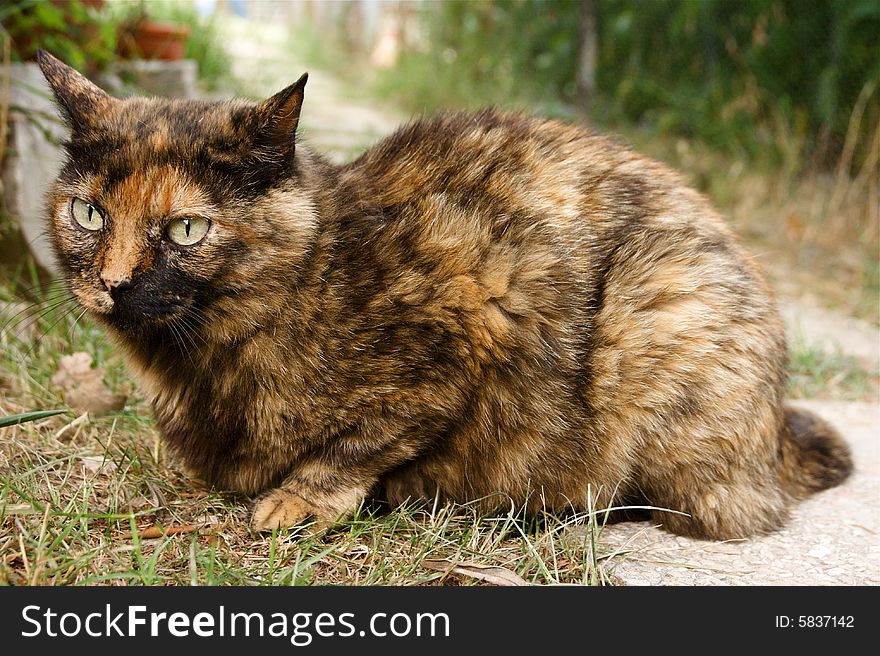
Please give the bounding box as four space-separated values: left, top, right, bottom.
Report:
38 50 852 540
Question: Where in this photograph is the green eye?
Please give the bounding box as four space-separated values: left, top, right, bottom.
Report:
71 198 104 231
166 216 210 246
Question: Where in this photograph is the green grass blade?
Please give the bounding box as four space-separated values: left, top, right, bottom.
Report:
0 409 67 428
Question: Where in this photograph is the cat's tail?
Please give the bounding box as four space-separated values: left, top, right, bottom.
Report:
778 405 853 500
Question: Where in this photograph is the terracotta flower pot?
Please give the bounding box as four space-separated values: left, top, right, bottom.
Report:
118 20 190 61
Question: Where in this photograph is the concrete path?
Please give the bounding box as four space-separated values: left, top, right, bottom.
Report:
216 16 879 586
596 400 879 585
780 299 879 370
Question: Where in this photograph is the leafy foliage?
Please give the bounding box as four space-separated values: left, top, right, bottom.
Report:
596 0 880 166
384 0 879 169
1 0 232 89
1 0 117 73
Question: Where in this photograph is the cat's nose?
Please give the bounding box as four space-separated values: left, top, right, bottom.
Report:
100 273 135 297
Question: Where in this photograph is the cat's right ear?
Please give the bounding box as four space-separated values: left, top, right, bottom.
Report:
253 73 308 157
37 50 117 131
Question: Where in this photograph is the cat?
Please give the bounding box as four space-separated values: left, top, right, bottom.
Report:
36 50 852 540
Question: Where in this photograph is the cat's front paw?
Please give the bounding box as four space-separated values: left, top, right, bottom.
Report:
251 484 368 533
251 489 322 532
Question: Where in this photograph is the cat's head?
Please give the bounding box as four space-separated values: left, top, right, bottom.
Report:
38 50 318 343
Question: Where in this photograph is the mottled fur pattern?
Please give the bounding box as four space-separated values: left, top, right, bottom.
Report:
38 51 852 540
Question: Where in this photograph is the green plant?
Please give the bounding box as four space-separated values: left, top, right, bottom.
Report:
594 0 880 171
367 0 880 173
786 338 877 400
0 0 117 73
370 1 581 117
0 410 66 428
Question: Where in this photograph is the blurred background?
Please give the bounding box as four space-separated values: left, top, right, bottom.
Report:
1 0 878 398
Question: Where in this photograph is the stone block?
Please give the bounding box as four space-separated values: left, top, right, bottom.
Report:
1 62 69 274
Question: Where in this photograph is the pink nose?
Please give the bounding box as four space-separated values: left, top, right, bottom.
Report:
100 272 134 293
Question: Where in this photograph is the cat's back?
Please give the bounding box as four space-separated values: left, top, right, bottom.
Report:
341 109 636 213
337 109 733 243
330 109 756 304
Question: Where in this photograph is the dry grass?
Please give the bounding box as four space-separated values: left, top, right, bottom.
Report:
0 412 624 586
613 90 880 325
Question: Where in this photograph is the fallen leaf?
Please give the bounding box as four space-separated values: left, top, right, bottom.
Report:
51 352 126 415
78 454 118 476
422 559 531 586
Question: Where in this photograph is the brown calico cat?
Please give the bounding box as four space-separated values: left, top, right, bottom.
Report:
37 50 852 540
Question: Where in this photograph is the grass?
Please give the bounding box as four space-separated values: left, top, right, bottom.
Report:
1 443 620 587
0 275 632 586
786 338 878 401
0 424 620 587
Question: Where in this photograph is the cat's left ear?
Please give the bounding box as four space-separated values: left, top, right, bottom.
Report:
37 49 117 131
254 73 308 155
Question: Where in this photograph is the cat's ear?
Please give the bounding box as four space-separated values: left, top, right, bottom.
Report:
254 73 308 155
37 49 117 131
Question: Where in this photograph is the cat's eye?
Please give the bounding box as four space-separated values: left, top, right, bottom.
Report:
70 198 104 231
166 217 210 246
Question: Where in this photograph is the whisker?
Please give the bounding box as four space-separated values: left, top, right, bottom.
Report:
1 290 75 315
176 310 209 349
5 278 70 301
3 285 71 301
66 307 89 343
167 320 198 370
180 316 207 352
1 296 76 337
22 302 80 359
185 306 210 331
173 318 200 353
30 297 77 325
1 304 43 337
